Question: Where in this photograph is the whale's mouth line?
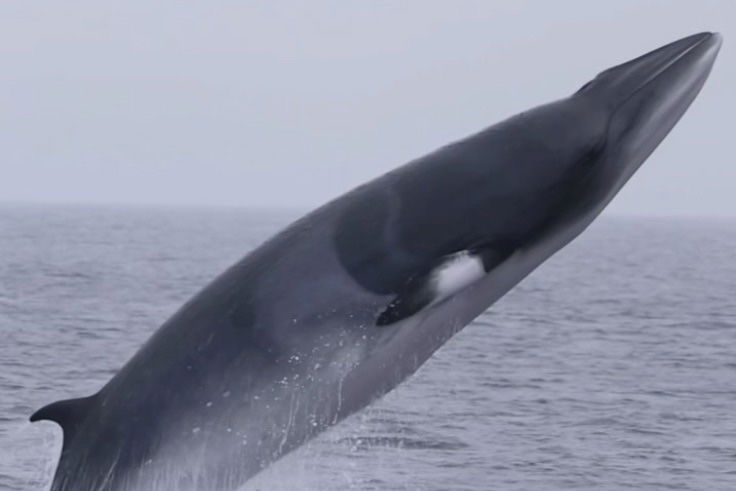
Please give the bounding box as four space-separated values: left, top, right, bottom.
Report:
602 33 719 168
615 33 713 114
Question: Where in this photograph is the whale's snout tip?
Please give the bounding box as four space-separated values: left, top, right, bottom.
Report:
680 31 722 49
707 31 723 53
707 31 723 46
689 31 723 75
691 31 723 60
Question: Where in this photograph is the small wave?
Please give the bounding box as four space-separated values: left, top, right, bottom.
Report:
338 435 468 451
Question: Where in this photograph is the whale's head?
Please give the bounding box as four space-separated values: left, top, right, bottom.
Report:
567 32 722 217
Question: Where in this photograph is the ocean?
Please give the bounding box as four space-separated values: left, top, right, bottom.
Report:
1 204 735 490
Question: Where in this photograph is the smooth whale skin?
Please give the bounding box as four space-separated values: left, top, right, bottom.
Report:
31 32 722 490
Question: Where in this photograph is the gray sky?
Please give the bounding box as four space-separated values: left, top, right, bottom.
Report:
1 1 734 216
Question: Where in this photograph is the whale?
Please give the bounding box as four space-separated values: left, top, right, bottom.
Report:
31 32 721 490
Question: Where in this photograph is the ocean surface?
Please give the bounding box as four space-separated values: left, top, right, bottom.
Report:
1 204 735 491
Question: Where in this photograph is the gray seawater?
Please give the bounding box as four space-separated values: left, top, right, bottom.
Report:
1 204 735 491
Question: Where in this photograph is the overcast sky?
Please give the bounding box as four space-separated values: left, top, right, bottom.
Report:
1 1 734 216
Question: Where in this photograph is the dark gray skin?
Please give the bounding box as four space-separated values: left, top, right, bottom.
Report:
31 32 721 490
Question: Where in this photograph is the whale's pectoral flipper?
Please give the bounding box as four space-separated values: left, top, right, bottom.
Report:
376 246 512 326
30 395 98 452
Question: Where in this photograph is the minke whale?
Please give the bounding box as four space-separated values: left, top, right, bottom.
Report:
32 32 721 490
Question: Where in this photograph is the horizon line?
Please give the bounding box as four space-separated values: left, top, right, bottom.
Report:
1 199 734 220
